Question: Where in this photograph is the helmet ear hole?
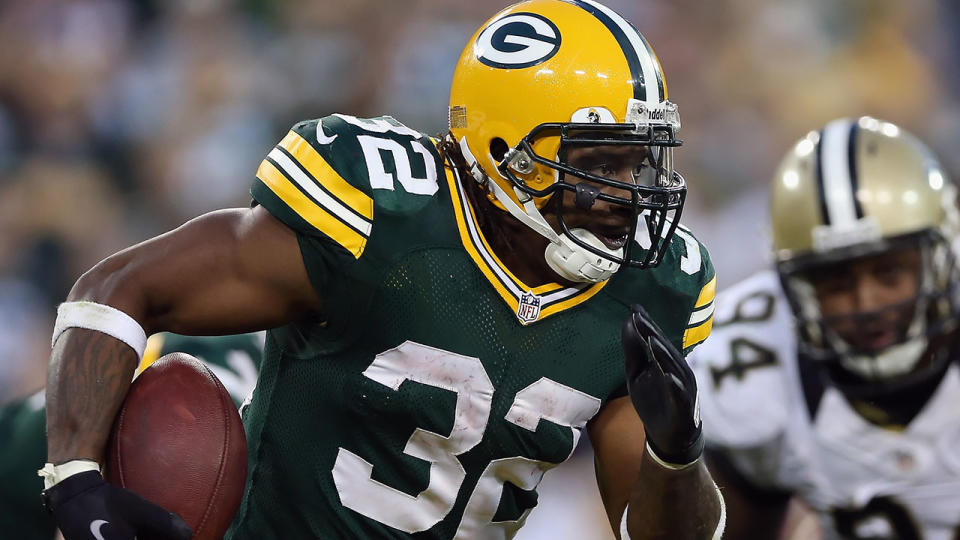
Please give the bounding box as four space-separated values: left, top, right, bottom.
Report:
490 138 509 163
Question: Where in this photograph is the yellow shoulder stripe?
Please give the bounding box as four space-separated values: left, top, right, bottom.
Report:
682 317 713 350
278 131 373 220
683 275 717 349
695 275 716 308
257 159 367 258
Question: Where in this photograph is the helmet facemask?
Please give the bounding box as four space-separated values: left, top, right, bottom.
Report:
484 100 686 282
778 231 959 396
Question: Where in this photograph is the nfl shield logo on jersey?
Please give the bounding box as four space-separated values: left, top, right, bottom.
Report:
516 292 542 324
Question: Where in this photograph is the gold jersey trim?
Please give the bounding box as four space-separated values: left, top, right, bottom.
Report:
445 165 607 325
256 158 369 258
695 275 717 308
277 131 373 220
683 316 713 350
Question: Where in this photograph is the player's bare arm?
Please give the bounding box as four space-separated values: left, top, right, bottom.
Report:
44 206 317 538
47 205 318 464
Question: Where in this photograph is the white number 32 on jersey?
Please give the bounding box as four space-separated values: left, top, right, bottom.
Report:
332 341 601 537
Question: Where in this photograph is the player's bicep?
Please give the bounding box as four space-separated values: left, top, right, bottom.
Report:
73 205 319 335
587 396 646 537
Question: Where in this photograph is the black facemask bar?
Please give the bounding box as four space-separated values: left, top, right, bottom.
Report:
776 231 960 389
496 121 687 268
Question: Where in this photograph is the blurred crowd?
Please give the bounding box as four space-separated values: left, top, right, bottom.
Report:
1 0 958 407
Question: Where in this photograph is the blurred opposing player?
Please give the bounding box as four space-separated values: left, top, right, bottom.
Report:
0 332 261 540
40 1 725 539
692 117 960 539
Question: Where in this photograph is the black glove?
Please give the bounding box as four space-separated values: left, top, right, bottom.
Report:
621 304 703 467
42 470 193 540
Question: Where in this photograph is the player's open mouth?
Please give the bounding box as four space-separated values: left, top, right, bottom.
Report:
860 329 898 351
594 230 630 250
837 321 902 353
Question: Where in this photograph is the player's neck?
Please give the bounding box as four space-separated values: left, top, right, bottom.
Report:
841 362 949 428
830 337 958 428
463 177 575 289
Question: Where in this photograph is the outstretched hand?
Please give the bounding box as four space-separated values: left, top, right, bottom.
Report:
43 471 193 540
621 304 703 468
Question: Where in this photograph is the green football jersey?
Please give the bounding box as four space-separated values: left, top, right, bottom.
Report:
0 392 50 540
232 114 716 539
0 332 263 540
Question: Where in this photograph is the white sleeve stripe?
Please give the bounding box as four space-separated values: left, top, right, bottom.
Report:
688 302 715 326
268 148 373 236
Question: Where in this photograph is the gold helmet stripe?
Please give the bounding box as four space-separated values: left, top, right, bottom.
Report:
816 119 865 227
568 0 664 103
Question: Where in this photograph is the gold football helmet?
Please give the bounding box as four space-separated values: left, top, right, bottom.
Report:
447 0 684 281
771 117 959 394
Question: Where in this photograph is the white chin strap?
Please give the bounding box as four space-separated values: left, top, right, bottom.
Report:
839 336 927 379
545 228 621 282
457 136 622 283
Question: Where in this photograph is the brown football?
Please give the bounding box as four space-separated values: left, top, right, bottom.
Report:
105 352 247 540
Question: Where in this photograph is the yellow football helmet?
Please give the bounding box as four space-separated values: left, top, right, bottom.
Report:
770 117 959 394
447 0 684 280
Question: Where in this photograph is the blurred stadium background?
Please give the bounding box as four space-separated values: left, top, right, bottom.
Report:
2 0 958 537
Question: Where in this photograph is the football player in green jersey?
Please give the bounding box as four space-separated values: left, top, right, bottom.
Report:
40 1 724 538
0 332 261 540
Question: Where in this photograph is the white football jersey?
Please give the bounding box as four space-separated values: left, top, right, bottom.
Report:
690 271 960 540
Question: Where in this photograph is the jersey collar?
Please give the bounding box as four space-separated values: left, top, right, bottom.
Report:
445 164 609 325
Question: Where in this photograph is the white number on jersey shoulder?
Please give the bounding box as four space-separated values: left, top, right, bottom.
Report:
320 114 439 196
634 218 702 275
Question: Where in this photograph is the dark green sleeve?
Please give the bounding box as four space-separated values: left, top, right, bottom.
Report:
249 116 377 299
0 393 57 540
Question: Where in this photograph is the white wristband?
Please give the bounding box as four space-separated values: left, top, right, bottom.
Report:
645 442 698 471
52 301 147 359
38 459 101 489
